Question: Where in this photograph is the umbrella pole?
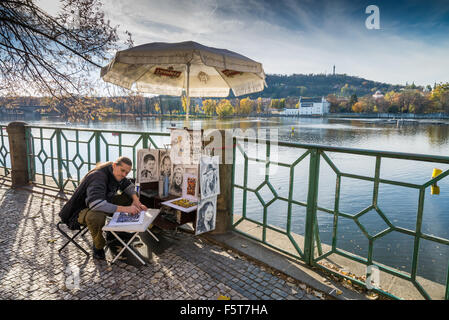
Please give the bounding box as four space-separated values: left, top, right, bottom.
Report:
186 63 190 120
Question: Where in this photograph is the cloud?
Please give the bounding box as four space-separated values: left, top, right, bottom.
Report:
39 0 449 86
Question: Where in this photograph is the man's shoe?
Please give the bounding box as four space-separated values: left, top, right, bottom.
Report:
92 245 106 260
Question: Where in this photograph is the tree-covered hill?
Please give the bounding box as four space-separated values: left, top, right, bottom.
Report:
248 73 409 99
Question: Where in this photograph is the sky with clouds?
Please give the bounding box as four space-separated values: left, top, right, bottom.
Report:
38 0 449 86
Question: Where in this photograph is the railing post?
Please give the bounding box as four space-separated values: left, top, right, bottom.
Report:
304 148 320 265
95 131 101 164
55 128 64 191
6 121 30 187
211 129 233 234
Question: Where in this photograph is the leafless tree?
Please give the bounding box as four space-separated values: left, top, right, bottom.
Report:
0 0 132 99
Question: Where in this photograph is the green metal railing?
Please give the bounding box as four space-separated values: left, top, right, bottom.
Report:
231 136 449 300
25 125 170 191
0 125 11 177
10 123 449 299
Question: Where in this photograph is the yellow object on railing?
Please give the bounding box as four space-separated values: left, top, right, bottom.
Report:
431 168 442 195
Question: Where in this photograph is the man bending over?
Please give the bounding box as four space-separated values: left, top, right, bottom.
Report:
59 156 147 260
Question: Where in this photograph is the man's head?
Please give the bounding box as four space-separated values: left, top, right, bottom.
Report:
204 164 216 184
161 156 171 176
143 154 156 172
112 156 132 181
173 167 183 186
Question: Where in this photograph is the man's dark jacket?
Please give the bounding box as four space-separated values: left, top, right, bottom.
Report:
58 164 133 230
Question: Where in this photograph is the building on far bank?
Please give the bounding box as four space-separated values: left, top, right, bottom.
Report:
279 108 299 116
298 97 330 116
372 90 384 100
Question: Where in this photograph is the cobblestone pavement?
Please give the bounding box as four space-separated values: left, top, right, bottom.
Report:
0 185 326 300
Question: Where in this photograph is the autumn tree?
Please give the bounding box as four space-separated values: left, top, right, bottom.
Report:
216 99 234 118
154 101 161 114
202 99 217 116
326 94 339 113
270 99 281 109
431 83 449 113
349 94 358 107
239 97 254 115
352 101 365 113
256 97 263 113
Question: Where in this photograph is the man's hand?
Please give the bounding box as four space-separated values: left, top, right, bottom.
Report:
117 205 140 215
132 199 148 212
131 193 148 211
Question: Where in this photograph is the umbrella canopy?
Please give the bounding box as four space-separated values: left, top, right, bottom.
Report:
100 41 266 100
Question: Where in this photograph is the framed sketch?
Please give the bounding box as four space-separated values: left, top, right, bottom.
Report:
170 128 203 165
137 149 159 183
182 173 199 201
159 150 172 179
170 129 190 165
199 155 220 198
189 129 203 165
169 164 184 196
184 164 199 180
195 196 217 235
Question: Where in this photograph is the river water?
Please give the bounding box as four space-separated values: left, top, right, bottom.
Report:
6 116 449 285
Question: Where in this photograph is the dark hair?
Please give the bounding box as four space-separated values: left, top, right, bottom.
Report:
143 154 155 163
198 201 215 228
162 155 171 164
81 156 132 183
115 156 132 167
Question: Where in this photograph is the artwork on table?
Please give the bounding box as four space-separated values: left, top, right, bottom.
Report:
169 164 184 196
160 197 198 213
108 210 145 227
137 149 159 183
199 155 220 198
182 173 199 201
195 196 217 235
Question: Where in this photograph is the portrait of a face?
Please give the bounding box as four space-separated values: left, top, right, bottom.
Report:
160 153 172 178
144 154 156 172
195 196 217 236
200 156 220 198
169 165 184 196
137 149 159 183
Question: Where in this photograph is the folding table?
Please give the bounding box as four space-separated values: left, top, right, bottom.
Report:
102 209 160 265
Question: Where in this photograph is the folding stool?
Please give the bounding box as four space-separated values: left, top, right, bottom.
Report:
56 221 90 256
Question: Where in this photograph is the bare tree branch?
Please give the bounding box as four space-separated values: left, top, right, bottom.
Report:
0 0 130 102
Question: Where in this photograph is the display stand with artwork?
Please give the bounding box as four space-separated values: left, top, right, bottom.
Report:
139 129 221 235
161 173 199 213
194 155 220 235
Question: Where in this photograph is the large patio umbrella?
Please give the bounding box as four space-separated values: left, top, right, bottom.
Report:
100 41 266 118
